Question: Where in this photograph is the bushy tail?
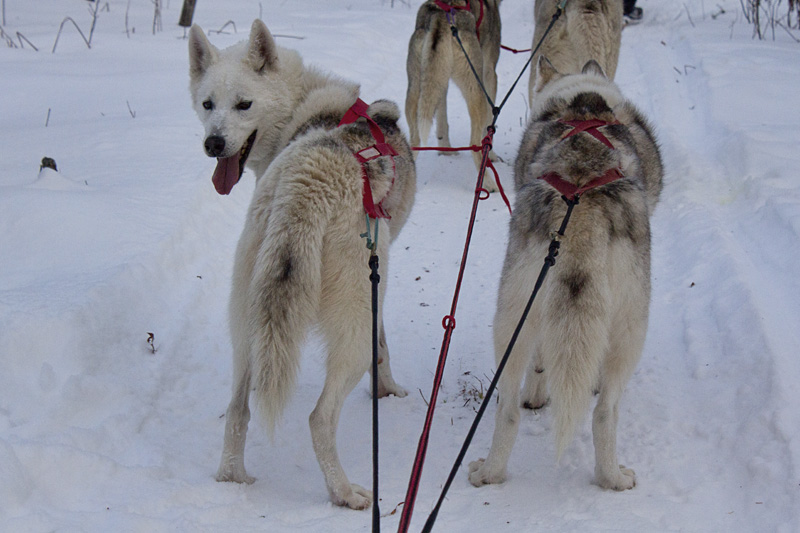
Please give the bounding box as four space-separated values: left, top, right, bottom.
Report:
540 237 610 458
247 182 335 434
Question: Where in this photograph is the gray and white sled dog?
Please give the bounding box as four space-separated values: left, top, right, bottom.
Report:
469 58 662 491
188 20 416 509
528 0 623 105
405 0 502 190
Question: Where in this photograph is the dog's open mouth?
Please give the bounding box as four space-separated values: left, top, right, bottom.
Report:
211 130 257 195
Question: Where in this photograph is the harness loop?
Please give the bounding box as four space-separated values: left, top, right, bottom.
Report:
538 120 625 201
361 214 380 254
339 98 397 220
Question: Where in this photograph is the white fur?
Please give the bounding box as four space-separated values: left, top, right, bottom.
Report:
189 20 416 510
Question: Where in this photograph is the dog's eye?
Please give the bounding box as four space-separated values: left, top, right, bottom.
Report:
202 100 214 110
236 101 252 111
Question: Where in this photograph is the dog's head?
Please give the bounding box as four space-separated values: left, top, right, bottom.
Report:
189 20 290 195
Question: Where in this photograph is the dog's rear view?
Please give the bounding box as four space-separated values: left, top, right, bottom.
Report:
405 0 501 189
469 60 663 491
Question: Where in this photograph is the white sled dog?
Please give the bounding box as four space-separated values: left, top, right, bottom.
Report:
528 0 623 105
188 20 416 509
405 0 502 190
469 58 662 491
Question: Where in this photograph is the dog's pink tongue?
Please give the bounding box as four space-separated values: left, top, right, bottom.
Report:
211 155 240 195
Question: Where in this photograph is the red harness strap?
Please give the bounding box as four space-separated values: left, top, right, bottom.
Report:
433 0 484 40
538 119 624 201
338 98 398 219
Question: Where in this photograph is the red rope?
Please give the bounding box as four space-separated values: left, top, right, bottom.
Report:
411 139 512 214
500 44 531 54
398 127 501 533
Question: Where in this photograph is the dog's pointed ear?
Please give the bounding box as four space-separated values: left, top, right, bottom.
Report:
534 56 560 93
188 25 218 80
581 60 607 78
247 19 279 73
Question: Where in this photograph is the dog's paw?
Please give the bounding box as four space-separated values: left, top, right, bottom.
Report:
378 378 408 398
215 469 255 485
596 465 636 491
333 483 373 510
389 386 409 398
522 394 549 411
467 459 506 487
482 178 499 193
376 381 408 399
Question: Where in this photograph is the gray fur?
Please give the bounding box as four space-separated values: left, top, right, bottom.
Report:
189 20 416 510
469 63 662 491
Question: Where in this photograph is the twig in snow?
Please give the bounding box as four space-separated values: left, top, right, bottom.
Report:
85 1 104 47
152 0 162 35
126 101 136 118
17 31 38 51
125 0 132 38
684 3 696 26
0 24 15 48
418 388 430 407
776 19 800 40
208 20 236 35
52 17 91 52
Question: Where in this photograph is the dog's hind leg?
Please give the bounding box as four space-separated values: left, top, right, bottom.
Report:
452 35 498 191
592 303 645 490
405 35 423 156
415 22 452 152
216 357 256 484
468 265 538 486
434 88 456 153
311 259 376 509
374 320 408 398
521 344 548 410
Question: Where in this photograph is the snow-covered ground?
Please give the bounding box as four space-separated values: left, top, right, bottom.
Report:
1 0 798 531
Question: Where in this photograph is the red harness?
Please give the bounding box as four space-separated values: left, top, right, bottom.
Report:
338 99 398 220
538 119 624 201
433 0 484 40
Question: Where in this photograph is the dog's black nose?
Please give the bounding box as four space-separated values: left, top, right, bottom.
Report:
204 135 226 157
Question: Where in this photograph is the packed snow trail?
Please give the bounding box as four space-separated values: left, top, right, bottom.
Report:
1 0 798 531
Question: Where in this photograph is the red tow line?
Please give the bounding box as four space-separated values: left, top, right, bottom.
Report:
411 137 512 214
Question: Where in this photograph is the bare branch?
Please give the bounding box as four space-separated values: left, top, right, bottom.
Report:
52 17 91 53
